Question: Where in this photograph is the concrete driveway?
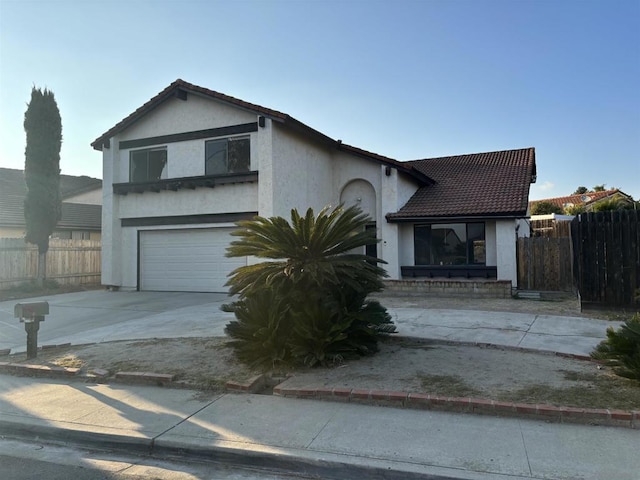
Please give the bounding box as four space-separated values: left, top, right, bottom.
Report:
0 290 615 356
0 290 234 352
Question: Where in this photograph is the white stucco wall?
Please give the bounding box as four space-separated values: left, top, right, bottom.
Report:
264 125 420 279
340 179 377 219
101 93 265 289
270 124 334 215
117 184 258 218
485 221 497 266
101 134 122 286
495 219 518 287
119 95 256 141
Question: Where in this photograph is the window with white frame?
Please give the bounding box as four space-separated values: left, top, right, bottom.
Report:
205 136 250 175
130 148 167 182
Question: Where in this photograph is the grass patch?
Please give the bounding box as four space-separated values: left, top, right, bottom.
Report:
419 374 482 398
108 360 146 374
52 354 84 369
497 374 639 410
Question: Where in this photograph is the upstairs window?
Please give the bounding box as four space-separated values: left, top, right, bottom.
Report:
205 136 250 175
414 223 486 266
130 148 167 182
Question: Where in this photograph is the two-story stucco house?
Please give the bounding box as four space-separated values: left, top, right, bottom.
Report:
92 79 536 294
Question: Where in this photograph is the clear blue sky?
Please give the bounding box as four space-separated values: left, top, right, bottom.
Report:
1 0 638 200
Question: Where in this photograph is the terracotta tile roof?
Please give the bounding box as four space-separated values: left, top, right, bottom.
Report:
529 189 631 210
386 148 536 221
91 79 430 184
337 143 435 185
0 168 102 230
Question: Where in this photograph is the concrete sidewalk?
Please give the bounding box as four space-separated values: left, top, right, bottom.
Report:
0 374 638 480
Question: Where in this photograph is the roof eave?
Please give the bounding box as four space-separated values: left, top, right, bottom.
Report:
385 212 528 223
91 79 290 151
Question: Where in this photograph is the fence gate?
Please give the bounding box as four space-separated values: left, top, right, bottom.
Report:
571 210 639 309
517 236 573 291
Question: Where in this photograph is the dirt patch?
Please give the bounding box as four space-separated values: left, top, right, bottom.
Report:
278 338 639 410
2 293 637 410
2 336 638 410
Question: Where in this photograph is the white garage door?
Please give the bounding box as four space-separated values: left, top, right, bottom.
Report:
139 228 244 292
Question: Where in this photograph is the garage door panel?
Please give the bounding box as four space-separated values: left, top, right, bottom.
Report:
140 228 244 292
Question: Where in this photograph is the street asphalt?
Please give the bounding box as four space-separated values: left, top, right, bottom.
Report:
0 290 636 479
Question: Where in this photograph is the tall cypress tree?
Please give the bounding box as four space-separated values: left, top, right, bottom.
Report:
23 87 62 285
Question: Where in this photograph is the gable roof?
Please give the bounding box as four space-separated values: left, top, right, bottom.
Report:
386 147 536 221
91 79 432 185
529 189 633 210
0 168 102 230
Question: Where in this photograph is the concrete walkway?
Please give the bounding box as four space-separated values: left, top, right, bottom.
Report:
391 308 616 358
0 374 638 480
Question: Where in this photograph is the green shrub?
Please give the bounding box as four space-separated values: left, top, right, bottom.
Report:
223 205 395 368
223 290 292 368
591 313 640 380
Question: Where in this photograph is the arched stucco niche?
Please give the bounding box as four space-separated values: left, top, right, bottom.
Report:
339 179 377 220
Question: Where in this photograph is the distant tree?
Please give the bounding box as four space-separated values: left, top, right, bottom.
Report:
593 184 606 192
531 201 563 215
573 186 589 195
23 87 62 286
564 204 586 215
591 198 626 212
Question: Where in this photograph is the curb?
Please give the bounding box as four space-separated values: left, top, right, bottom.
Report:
1 341 635 430
0 418 457 480
271 384 640 429
0 362 174 387
0 361 80 378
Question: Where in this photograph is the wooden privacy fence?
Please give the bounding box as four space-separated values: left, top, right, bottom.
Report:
530 218 572 238
517 236 573 291
571 210 639 309
0 238 101 289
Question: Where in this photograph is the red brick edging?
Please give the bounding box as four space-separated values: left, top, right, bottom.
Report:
271 385 640 429
0 361 174 386
0 361 79 378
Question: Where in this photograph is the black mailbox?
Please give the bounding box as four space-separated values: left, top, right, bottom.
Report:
14 301 49 359
14 302 49 322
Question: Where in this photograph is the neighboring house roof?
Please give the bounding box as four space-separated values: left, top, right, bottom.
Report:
387 147 537 221
59 203 102 229
529 189 633 211
0 167 102 230
91 79 433 185
59 173 103 198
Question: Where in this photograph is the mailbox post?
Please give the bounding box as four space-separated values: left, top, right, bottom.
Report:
14 302 49 359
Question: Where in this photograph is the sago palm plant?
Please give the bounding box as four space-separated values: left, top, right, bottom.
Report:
225 205 388 297
224 205 395 368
